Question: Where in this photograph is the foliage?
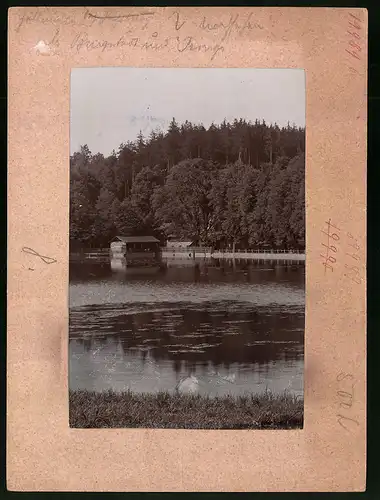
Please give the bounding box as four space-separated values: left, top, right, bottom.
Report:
152 158 218 244
70 119 305 249
69 389 304 429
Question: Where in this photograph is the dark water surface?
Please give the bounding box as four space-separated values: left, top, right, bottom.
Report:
69 259 305 397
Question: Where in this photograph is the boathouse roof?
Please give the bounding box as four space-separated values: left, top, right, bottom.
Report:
112 235 160 244
167 240 193 248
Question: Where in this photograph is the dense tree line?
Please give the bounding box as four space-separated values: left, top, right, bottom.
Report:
70 118 305 250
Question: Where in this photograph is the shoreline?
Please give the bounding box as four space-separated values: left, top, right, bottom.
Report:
70 251 306 264
69 389 304 429
163 251 305 261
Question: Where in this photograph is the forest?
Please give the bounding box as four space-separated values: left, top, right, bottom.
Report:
70 118 305 250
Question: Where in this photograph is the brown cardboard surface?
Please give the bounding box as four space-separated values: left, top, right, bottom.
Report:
7 7 367 492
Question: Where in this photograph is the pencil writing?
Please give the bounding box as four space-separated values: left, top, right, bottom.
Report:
22 246 57 264
170 11 186 31
321 218 340 274
346 12 364 74
344 232 363 285
336 372 359 432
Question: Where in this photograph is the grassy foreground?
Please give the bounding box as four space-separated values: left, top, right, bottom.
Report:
69 389 303 429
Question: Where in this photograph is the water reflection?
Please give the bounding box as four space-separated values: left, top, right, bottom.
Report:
69 259 305 397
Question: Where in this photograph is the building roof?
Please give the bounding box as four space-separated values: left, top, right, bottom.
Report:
167 241 193 247
112 235 160 244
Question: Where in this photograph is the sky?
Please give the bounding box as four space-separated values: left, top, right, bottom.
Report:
70 68 305 156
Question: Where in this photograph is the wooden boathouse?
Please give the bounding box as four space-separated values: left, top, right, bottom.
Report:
110 235 161 267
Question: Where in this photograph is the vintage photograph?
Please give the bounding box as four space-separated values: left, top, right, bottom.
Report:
69 67 305 429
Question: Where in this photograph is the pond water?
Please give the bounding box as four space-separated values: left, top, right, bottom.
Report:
69 259 305 397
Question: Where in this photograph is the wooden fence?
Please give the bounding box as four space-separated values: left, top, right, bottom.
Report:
164 247 303 254
70 247 305 262
215 248 304 254
163 247 213 253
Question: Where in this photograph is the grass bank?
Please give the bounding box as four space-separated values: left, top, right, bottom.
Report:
69 389 303 429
